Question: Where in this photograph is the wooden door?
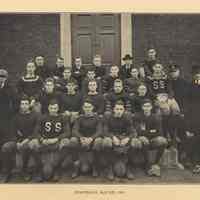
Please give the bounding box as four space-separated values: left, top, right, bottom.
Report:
71 14 121 67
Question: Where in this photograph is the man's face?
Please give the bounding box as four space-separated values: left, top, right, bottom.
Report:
114 104 125 117
148 49 156 60
63 69 71 79
124 59 132 65
131 68 139 78
26 62 36 74
75 58 82 67
153 64 163 73
48 104 59 115
170 69 180 79
45 81 54 93
56 58 64 68
114 82 123 93
83 102 94 115
110 66 119 77
87 71 95 79
88 81 97 92
142 103 153 114
35 56 44 66
93 57 101 67
66 83 76 94
20 100 30 113
137 85 147 96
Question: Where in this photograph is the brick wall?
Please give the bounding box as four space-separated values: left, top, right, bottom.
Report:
133 14 200 79
0 14 60 84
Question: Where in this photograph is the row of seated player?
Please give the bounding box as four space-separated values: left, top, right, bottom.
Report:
1 97 175 182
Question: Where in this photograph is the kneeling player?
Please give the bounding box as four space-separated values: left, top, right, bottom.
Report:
103 101 140 180
136 99 167 177
72 100 103 178
30 99 71 181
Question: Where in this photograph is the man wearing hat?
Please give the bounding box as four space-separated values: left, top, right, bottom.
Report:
120 54 134 79
0 69 18 182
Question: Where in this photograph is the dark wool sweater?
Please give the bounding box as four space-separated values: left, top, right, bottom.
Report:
104 114 135 137
134 113 161 138
102 75 121 93
146 74 173 97
61 92 83 112
12 112 38 141
83 93 105 114
0 81 17 120
35 65 52 81
52 65 65 78
72 114 102 138
55 77 78 93
38 90 63 114
72 66 86 89
124 77 144 94
105 91 131 111
34 114 70 139
17 75 43 99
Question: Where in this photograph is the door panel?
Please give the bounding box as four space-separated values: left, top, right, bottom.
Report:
71 14 120 67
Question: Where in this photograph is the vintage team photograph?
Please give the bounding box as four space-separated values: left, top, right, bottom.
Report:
0 13 199 184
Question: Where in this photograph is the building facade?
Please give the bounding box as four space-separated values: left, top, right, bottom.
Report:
0 13 200 82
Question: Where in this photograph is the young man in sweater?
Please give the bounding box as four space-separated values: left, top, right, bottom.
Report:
124 67 144 95
83 79 105 116
37 78 63 114
11 96 39 181
17 60 43 110
103 101 140 180
102 65 122 93
55 67 77 93
61 80 83 126
135 99 167 177
82 66 102 94
35 55 52 81
105 79 131 115
72 100 103 178
30 99 71 182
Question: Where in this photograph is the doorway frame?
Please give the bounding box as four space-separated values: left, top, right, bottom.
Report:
60 13 132 67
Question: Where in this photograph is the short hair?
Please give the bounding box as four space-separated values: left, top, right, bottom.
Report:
88 79 97 84
48 99 59 106
35 55 44 59
20 94 30 102
45 77 54 84
75 56 81 60
114 79 123 85
83 98 94 106
114 100 125 107
141 99 152 106
67 79 78 86
138 83 147 89
87 66 96 72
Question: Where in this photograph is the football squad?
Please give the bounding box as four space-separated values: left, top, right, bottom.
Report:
0 49 199 182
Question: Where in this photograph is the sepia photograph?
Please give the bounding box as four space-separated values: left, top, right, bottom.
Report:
0 12 200 185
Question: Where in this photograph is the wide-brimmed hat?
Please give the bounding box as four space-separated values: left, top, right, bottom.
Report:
122 54 133 60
